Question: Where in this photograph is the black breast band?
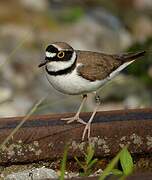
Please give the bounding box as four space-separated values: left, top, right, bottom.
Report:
45 55 77 76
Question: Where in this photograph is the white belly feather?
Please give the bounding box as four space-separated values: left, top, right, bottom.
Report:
45 66 106 95
45 61 133 95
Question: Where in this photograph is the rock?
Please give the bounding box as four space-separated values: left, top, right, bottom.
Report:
0 103 18 117
60 171 79 179
0 25 34 48
19 0 49 12
11 94 33 115
0 94 33 117
134 0 152 9
0 52 7 66
88 74 152 109
132 16 152 41
124 95 141 108
5 167 58 180
0 87 12 103
1 48 40 89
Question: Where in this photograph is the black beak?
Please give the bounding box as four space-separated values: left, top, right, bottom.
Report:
38 61 47 68
38 57 48 68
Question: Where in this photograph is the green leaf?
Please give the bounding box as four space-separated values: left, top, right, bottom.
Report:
87 158 98 169
99 149 122 180
74 156 84 170
79 172 85 176
59 145 68 180
86 145 95 165
111 169 123 176
120 148 133 175
99 146 129 180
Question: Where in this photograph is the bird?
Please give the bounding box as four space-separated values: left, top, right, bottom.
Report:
38 42 145 140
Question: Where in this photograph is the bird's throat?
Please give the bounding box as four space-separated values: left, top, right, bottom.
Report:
45 56 77 76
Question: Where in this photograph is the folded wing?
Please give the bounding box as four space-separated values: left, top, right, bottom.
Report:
77 50 145 81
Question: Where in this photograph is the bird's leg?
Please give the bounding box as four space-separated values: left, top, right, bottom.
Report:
82 93 101 141
61 94 87 124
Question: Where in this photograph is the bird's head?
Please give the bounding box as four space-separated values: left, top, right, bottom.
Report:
38 42 76 70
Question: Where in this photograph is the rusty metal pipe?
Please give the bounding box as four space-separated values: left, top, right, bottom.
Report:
0 108 152 165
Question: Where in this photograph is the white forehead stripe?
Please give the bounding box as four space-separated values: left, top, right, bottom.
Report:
46 52 56 58
52 44 62 51
52 44 70 51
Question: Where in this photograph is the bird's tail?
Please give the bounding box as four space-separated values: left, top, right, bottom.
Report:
116 51 146 62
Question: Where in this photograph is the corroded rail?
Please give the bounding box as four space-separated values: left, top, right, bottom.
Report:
0 108 152 165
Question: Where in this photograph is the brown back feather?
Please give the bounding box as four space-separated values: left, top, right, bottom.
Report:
77 50 145 81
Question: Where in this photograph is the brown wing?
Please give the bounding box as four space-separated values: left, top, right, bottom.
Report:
77 50 145 82
77 51 122 81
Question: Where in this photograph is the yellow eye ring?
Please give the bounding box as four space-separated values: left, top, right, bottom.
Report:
57 51 65 58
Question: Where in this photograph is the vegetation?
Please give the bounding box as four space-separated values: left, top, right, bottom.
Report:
59 145 69 180
126 38 152 87
74 145 98 176
99 146 133 179
59 145 134 179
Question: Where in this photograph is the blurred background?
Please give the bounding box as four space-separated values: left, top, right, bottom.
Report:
0 0 151 117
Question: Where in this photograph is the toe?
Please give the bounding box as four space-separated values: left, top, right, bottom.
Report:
61 117 71 121
67 119 75 124
77 118 87 124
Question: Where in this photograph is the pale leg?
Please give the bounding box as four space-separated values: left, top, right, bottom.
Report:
61 95 87 124
82 94 101 140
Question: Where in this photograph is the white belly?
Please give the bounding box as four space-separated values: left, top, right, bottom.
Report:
44 59 133 95
45 68 107 95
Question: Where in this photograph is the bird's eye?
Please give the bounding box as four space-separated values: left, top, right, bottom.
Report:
57 51 65 58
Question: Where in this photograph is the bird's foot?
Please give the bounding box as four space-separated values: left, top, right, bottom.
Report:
82 122 91 141
61 116 86 124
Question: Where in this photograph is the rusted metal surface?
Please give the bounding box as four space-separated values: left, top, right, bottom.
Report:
71 173 152 180
38 172 152 180
126 172 152 180
0 108 152 165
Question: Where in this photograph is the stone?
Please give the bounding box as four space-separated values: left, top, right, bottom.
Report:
0 87 12 103
5 167 58 180
19 0 48 11
0 103 18 117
